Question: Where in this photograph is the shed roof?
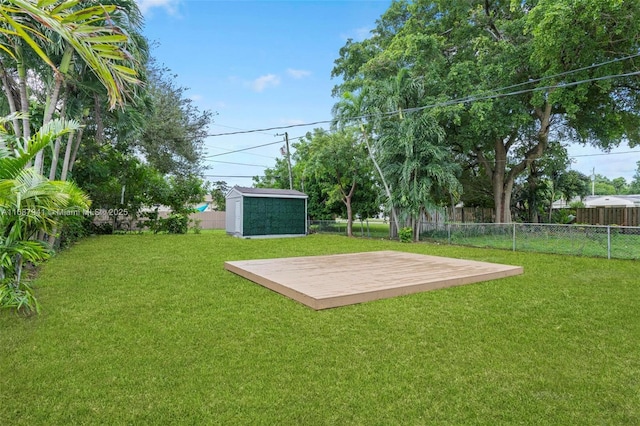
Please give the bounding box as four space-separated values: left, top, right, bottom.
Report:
228 186 308 199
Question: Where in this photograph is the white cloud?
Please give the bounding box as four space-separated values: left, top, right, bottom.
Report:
136 0 180 15
251 74 281 92
189 94 203 102
286 68 311 79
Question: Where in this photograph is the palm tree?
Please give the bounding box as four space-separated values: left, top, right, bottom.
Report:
0 0 144 173
341 69 460 241
332 88 401 235
0 116 89 313
378 109 461 241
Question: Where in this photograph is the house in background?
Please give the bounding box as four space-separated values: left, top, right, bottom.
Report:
585 196 637 208
552 195 640 209
225 186 308 238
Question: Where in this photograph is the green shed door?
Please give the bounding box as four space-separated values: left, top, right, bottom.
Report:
243 197 305 236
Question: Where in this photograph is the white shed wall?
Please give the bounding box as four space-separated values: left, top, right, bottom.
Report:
225 191 243 235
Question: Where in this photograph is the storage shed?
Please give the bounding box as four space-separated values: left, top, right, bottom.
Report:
225 186 308 238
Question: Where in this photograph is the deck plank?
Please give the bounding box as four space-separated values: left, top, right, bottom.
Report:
224 251 523 310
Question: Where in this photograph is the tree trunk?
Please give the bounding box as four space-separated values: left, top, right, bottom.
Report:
94 93 104 144
343 179 357 237
60 129 75 181
0 66 21 137
48 99 67 181
16 46 31 163
43 72 64 125
413 210 421 242
481 137 512 223
345 195 353 237
480 101 552 224
14 254 23 288
361 125 400 235
68 125 85 174
527 168 538 223
39 44 72 174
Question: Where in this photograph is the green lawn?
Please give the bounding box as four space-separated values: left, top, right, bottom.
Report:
2 232 639 424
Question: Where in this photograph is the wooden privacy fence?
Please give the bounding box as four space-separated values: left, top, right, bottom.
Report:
576 207 640 226
188 211 226 229
95 210 226 231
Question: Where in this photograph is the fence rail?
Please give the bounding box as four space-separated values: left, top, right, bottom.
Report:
310 220 640 260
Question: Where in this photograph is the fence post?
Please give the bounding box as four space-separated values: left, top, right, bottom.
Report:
607 226 611 260
447 223 451 244
512 223 516 251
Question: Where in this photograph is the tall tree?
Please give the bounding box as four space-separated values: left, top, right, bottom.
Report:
556 170 590 203
136 64 211 175
378 108 461 239
332 88 400 233
332 0 640 223
0 0 144 174
304 128 375 237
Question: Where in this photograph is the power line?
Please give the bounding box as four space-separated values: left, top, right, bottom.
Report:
205 160 269 168
204 54 640 138
204 145 276 159
203 175 260 179
203 140 282 158
479 52 640 95
202 135 307 159
571 150 640 158
402 71 640 115
206 120 332 137
205 69 640 137
210 123 276 137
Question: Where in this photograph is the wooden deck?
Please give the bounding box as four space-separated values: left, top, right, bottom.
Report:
224 251 523 310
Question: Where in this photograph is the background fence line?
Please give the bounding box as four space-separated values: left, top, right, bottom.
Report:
94 210 226 231
309 220 640 260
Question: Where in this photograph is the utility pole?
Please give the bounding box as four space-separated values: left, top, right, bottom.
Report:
592 167 595 196
285 132 293 190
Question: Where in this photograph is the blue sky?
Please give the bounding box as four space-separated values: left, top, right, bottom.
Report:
137 0 640 188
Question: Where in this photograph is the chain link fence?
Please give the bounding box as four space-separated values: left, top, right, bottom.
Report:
423 223 640 260
310 220 640 260
309 220 391 239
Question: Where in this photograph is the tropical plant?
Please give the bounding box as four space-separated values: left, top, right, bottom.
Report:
0 117 90 313
332 88 401 234
378 108 461 241
398 227 412 243
0 0 146 178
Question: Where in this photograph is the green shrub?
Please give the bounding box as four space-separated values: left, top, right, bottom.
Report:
551 208 576 224
190 218 202 234
91 222 113 235
399 227 413 243
0 279 39 315
163 213 189 234
58 215 91 248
